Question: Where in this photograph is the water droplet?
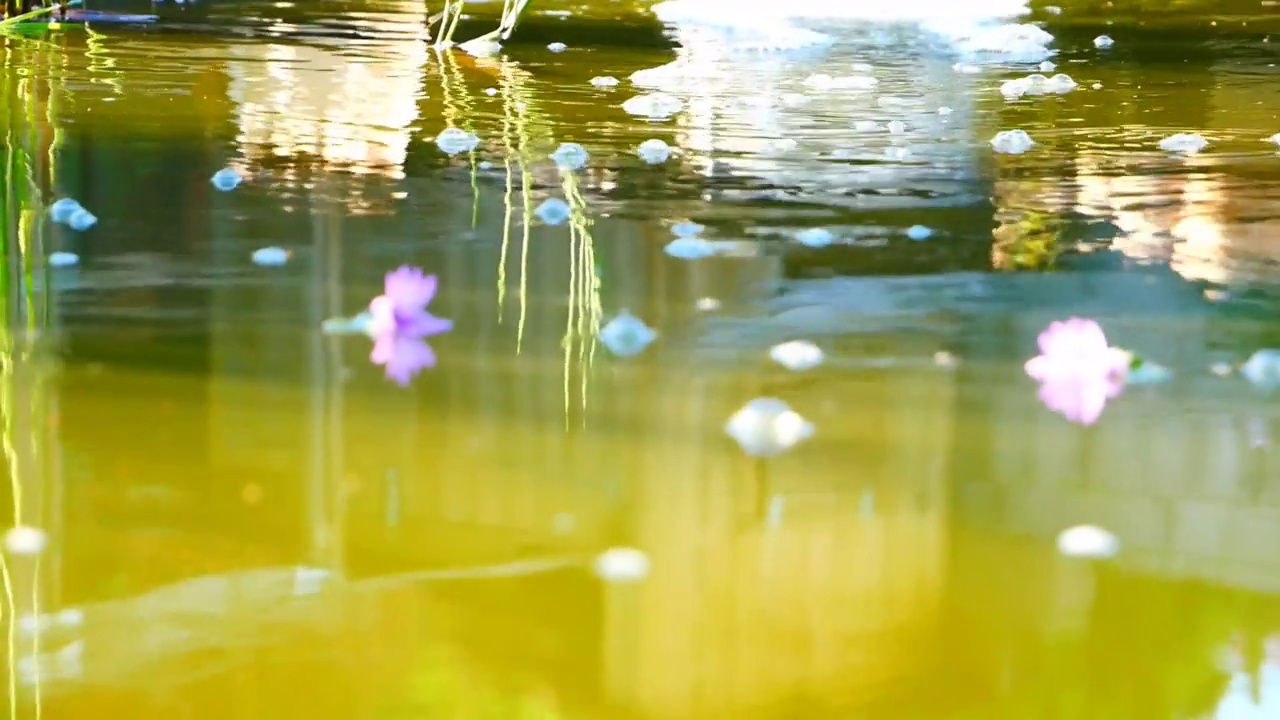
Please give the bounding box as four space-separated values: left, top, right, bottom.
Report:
724 398 815 458
599 310 657 357
48 252 79 267
664 237 717 260
769 341 824 372
1056 525 1119 559
252 247 289 266
1158 133 1209 154
211 167 243 191
594 547 650 582
1242 349 1280 391
671 221 704 237
990 129 1035 155
622 92 684 119
435 127 481 155
637 138 672 164
67 207 97 231
796 227 834 248
48 198 82 224
550 142 589 170
906 225 933 241
4 526 48 556
534 198 571 226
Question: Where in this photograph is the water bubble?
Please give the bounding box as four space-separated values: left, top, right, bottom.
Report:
622 92 684 120
590 75 620 88
1001 73 1076 99
853 120 879 132
1094 34 1114 48
664 237 717 260
906 225 933 241
1242 349 1280 391
48 198 82 224
67 207 97 231
4 526 48 556
547 42 568 52
769 340 824 372
1046 5 1062 13
990 129 1035 155
435 127 480 155
952 63 982 74
1091 82 1103 90
937 106 953 116
211 167 243 191
599 310 657 357
671 221 704 237
1056 525 1119 559
696 297 721 312
484 88 499 96
594 547 650 582
550 142 589 170
724 398 814 458
637 138 672 164
252 247 289 266
887 120 907 135
535 198 572 226
1159 133 1209 154
48 252 79 267
795 227 834 248
1039 60 1056 72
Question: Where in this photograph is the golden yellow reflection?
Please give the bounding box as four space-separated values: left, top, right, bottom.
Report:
226 23 428 179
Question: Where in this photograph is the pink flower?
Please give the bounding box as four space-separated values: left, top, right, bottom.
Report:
367 266 452 386
1024 317 1130 425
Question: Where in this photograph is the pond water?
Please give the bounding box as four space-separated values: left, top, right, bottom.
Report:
3 0 1280 718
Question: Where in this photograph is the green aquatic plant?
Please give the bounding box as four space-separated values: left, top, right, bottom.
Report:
430 0 532 48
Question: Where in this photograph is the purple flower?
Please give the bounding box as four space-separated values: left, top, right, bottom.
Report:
1024 317 1131 425
367 266 452 386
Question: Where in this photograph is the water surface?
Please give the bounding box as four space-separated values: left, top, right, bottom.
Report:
3 1 1280 718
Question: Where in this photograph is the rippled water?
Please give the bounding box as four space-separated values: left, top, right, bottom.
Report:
3 0 1280 718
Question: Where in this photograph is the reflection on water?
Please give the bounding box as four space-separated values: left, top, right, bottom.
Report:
4 1 1280 719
